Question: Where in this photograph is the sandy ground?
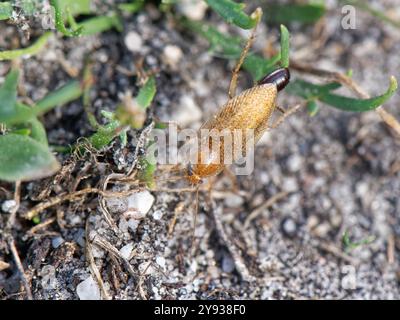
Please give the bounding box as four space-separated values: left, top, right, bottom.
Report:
1 0 400 299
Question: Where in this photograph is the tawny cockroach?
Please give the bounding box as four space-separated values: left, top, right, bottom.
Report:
186 67 290 185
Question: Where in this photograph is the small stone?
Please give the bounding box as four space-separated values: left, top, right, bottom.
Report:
51 237 64 249
106 197 128 214
76 276 101 300
156 256 166 269
127 191 155 219
41 265 58 290
172 95 202 127
177 0 208 21
1 200 16 213
222 254 235 273
162 45 183 70
124 31 143 53
281 217 297 238
287 154 302 172
120 243 134 260
127 218 139 233
152 210 163 221
314 222 331 237
224 193 244 208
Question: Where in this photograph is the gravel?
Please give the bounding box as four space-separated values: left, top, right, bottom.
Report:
0 0 399 300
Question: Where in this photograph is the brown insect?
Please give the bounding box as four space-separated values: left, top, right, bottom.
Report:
186 67 291 185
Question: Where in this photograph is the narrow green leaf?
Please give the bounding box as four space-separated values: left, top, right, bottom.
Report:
0 69 19 120
0 134 60 182
287 77 398 112
28 117 48 146
265 3 326 24
0 32 52 61
34 80 83 116
280 24 290 68
306 100 319 117
50 0 83 37
88 120 121 150
205 0 261 29
118 0 144 13
57 0 91 16
0 2 12 20
184 20 282 81
78 14 123 36
321 77 398 111
136 76 156 109
242 53 280 81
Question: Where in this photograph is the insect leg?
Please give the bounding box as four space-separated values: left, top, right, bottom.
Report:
228 8 263 99
269 103 303 130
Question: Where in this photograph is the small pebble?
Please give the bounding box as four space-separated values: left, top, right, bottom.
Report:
51 237 64 249
281 217 297 238
162 45 183 69
287 154 302 172
224 193 244 208
76 276 101 300
172 95 202 126
120 243 134 260
1 200 16 213
156 256 166 269
127 191 155 219
177 0 208 21
152 210 163 221
124 31 143 53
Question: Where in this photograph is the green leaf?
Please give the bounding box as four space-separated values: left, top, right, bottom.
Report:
118 0 144 13
34 80 83 116
0 69 19 121
184 20 283 81
280 24 290 68
321 77 398 112
242 53 280 81
78 14 123 36
265 3 326 24
287 77 398 112
0 134 60 182
0 32 52 61
88 120 121 150
136 76 156 109
57 0 91 16
342 230 376 252
306 100 319 116
50 0 83 37
0 2 12 20
28 117 48 146
205 0 261 29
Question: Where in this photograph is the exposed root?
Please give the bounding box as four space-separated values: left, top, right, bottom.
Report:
210 201 256 282
5 181 33 300
25 188 144 220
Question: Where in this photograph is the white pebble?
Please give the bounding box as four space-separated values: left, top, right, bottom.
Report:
76 276 101 300
124 31 143 53
224 193 244 208
152 210 163 221
177 0 208 21
127 191 155 219
156 256 166 269
172 95 202 127
1 200 16 213
287 154 302 172
120 243 134 260
162 45 183 69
